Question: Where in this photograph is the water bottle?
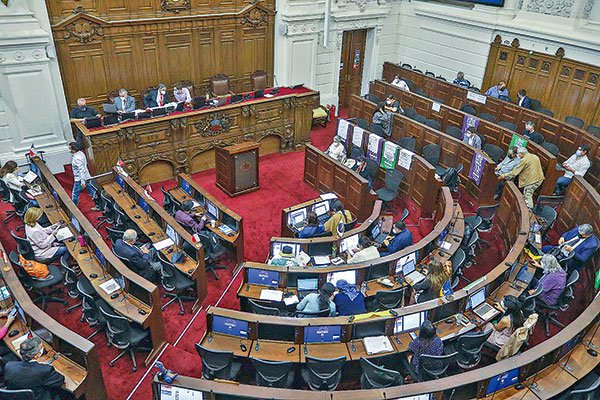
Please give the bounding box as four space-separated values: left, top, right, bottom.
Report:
361 281 367 295
331 243 337 258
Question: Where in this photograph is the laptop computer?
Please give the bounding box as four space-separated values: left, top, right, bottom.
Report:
313 201 330 224
371 224 387 244
192 97 205 110
84 116 102 129
230 94 243 103
254 90 264 99
402 259 426 285
469 288 500 321
103 114 119 126
297 278 319 300
102 103 117 114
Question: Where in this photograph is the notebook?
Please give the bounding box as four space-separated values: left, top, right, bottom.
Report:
363 336 394 355
99 279 120 295
55 227 74 242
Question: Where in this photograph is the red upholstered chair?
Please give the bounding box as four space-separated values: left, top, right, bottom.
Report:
250 70 267 91
107 90 120 103
312 93 328 128
209 74 234 97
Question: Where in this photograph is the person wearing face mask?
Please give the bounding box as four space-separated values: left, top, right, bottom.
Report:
517 89 531 109
484 295 525 348
384 94 403 114
484 80 509 98
144 83 171 108
493 146 521 199
498 146 544 210
391 75 411 92
372 102 393 137
69 98 99 121
114 88 136 114
521 121 537 139
542 224 599 273
379 221 413 256
325 136 346 162
553 144 591 195
462 126 482 149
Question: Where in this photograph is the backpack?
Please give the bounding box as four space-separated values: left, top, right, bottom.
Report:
442 167 461 192
19 254 50 279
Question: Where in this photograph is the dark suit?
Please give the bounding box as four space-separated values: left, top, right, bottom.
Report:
113 239 157 282
379 229 413 256
518 96 531 109
144 89 171 108
543 227 600 272
4 360 65 400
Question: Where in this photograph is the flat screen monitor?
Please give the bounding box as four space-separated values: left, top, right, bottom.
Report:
288 208 307 226
271 242 300 258
396 311 428 333
165 224 180 246
193 192 205 207
395 251 418 275
339 234 359 253
304 325 341 343
138 197 150 214
95 247 107 267
13 298 27 322
485 368 520 395
467 287 486 310
71 216 81 234
115 174 125 188
368 263 391 280
181 179 192 195
221 213 238 233
353 320 387 339
158 384 205 400
206 200 219 220
307 242 332 256
437 228 448 246
247 269 279 287
312 201 330 217
327 270 356 286
297 278 319 291
211 315 248 338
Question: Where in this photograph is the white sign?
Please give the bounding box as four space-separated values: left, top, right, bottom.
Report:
352 126 365 148
467 91 487 104
397 148 414 170
432 102 441 112
337 119 349 141
367 133 382 160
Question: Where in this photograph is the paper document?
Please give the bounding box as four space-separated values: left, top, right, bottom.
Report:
363 336 394 355
153 238 174 251
320 193 338 200
99 279 120 295
264 93 274 98
297 251 311 266
283 295 299 306
313 256 330 265
27 187 43 197
12 334 29 350
23 171 38 184
440 241 452 250
259 289 283 302
55 227 74 242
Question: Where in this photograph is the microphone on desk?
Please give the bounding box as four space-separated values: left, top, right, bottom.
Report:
207 332 213 343
254 322 260 351
304 323 309 355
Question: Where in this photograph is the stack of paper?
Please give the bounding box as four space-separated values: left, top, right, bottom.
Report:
153 238 174 251
55 227 74 242
283 295 299 306
363 336 394 355
313 256 330 265
259 289 283 302
99 278 120 295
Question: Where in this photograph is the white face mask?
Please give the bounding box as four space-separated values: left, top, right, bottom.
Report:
160 90 166 95
576 150 584 157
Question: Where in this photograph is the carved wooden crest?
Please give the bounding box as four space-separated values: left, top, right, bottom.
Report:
64 20 103 43
161 0 191 13
242 8 267 28
193 114 232 137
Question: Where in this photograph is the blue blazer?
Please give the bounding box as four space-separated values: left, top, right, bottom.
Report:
380 229 413 256
561 227 599 269
4 360 65 400
519 96 532 109
113 95 136 113
113 239 155 281
144 89 171 108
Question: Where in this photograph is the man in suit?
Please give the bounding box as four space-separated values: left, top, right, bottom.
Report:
463 126 482 149
144 83 171 108
453 71 470 88
113 88 136 114
3 337 65 400
113 229 160 282
517 89 531 109
542 224 599 272
379 221 413 256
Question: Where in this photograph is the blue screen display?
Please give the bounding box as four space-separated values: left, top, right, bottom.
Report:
181 179 192 195
138 197 150 214
211 316 248 338
95 247 106 267
485 368 520 395
116 174 125 188
247 269 279 287
460 0 504 5
304 326 341 343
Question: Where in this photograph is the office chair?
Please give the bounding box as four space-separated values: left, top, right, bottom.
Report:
105 227 125 246
565 116 584 129
414 88 426 97
425 119 441 131
534 205 557 240
413 69 423 74
195 344 242 380
376 169 403 214
413 114 427 124
419 352 457 381
468 87 480 92
79 280 108 340
522 285 543 317
451 248 469 283
536 269 579 336
251 358 295 388
9 251 66 311
403 107 417 119
421 144 441 172
454 330 492 369
250 70 267 91
342 218 358 232
460 104 477 115
482 144 504 163
475 132 486 147
248 299 284 316
478 112 496 123
359 357 403 388
364 93 379 103
370 123 386 137
158 254 197 315
436 75 446 81
463 214 482 233
472 204 499 233
586 125 600 136
296 308 331 318
400 207 410 223
61 253 83 314
209 73 233 97
534 194 563 211
11 230 37 261
542 142 560 156
350 145 364 159
198 232 227 280
529 131 545 144
462 230 480 268
0 389 35 400
529 99 541 111
112 203 134 232
301 355 346 391
99 191 116 229
374 287 405 310
401 63 412 69
537 108 554 117
161 187 177 216
100 307 151 371
445 125 463 140
397 136 416 152
425 71 435 77
451 276 459 290
356 118 369 130
564 373 600 400
1 181 28 228
498 95 512 102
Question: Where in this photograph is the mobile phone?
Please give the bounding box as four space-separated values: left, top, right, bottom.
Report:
8 308 17 318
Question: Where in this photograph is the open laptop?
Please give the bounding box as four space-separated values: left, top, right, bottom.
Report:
288 208 307 230
469 288 500 321
297 278 319 300
515 265 534 285
313 201 330 224
102 103 117 114
402 259 426 285
371 216 394 245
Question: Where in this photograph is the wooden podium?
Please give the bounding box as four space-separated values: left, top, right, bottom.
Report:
215 142 260 197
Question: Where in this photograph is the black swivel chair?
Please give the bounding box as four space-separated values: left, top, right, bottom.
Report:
251 358 295 388
296 308 331 318
498 121 518 132
470 204 500 234
89 182 107 228
586 125 600 136
301 356 346 391
454 330 492 369
445 125 463 140
400 208 410 223
529 132 545 144
414 88 426 97
563 374 600 400
460 104 477 115
419 352 457 381
362 159 379 189
425 119 441 131
536 270 579 337
374 287 405 311
61 253 82 314
451 248 468 283
534 194 563 211
79 280 108 340
482 144 504 163
425 71 435 77
158 254 197 315
401 63 412 69
376 169 403 214
463 215 482 233
0 180 26 227
198 231 228 280
99 191 116 229
359 357 403 388
422 144 441 174
565 116 584 129
534 205 557 240
397 136 416 152
161 187 177 216
370 123 386 137
529 99 541 111
11 230 63 264
0 389 35 400
413 114 427 124
403 108 417 119
248 299 284 316
364 93 379 103
356 118 369 130
9 251 66 311
537 108 554 117
350 145 364 160
522 285 543 317
542 142 560 156
479 112 496 123
462 230 480 267
195 344 242 381
105 227 125 246
100 307 151 371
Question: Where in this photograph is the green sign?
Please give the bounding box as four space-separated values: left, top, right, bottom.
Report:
595 268 600 290
509 133 528 149
380 141 399 169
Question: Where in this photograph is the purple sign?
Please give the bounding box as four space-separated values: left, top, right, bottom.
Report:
468 151 486 186
366 134 383 162
462 114 480 139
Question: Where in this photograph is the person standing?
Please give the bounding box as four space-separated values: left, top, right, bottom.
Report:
69 142 96 208
498 147 544 210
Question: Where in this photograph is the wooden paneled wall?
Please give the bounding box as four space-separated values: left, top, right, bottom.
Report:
482 35 600 127
46 0 275 109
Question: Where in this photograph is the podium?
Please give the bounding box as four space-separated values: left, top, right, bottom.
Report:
215 142 260 197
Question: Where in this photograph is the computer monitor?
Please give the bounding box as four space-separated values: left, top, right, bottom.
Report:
247 269 280 287
297 278 319 291
13 298 27 322
397 311 427 333
95 247 107 267
304 325 341 343
307 242 332 256
271 242 300 258
115 174 125 188
138 197 150 214
181 178 192 195
312 201 330 217
221 213 238 233
165 224 180 246
395 251 418 275
467 287 486 310
402 259 417 276
485 368 520 396
71 215 81 234
158 384 205 400
339 234 359 253
327 270 356 286
368 263 391 280
206 200 219 220
194 192 206 207
288 208 307 226
211 315 248 338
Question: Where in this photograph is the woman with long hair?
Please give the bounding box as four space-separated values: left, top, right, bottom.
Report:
414 260 451 303
296 282 336 317
298 211 324 238
0 160 25 202
401 320 444 378
372 102 393 136
485 295 525 347
528 253 567 306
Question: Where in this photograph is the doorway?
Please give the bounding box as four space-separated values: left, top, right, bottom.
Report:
338 29 367 108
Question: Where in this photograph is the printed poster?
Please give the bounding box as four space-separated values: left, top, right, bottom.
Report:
462 114 480 139
380 141 399 169
336 119 349 142
352 126 365 148
468 151 486 186
509 133 528 149
397 148 414 170
367 133 383 162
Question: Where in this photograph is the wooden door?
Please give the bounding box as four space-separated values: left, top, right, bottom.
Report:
338 30 367 108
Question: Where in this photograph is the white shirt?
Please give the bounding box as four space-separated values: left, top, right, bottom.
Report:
71 151 92 182
349 246 380 263
156 91 166 107
2 172 24 202
562 154 591 179
173 87 192 103
391 78 410 92
326 142 346 162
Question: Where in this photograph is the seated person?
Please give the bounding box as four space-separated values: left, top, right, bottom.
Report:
348 236 379 263
484 295 525 348
0 308 19 373
542 224 599 272
144 83 171 108
453 71 469 88
69 97 99 121
296 282 336 317
268 245 300 267
463 126 482 149
113 229 160 282
553 145 591 195
4 337 65 400
173 84 192 103
379 221 413 256
400 320 444 380
24 208 68 262
521 120 537 139
325 136 346 162
413 260 450 303
175 200 207 234
484 81 509 98
517 89 531 109
391 75 411 91
372 102 393 137
298 211 324 238
333 279 366 316
527 254 566 306
113 88 136 114
493 146 520 199
324 200 354 233
0 160 25 201
352 155 374 188
384 94 403 114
